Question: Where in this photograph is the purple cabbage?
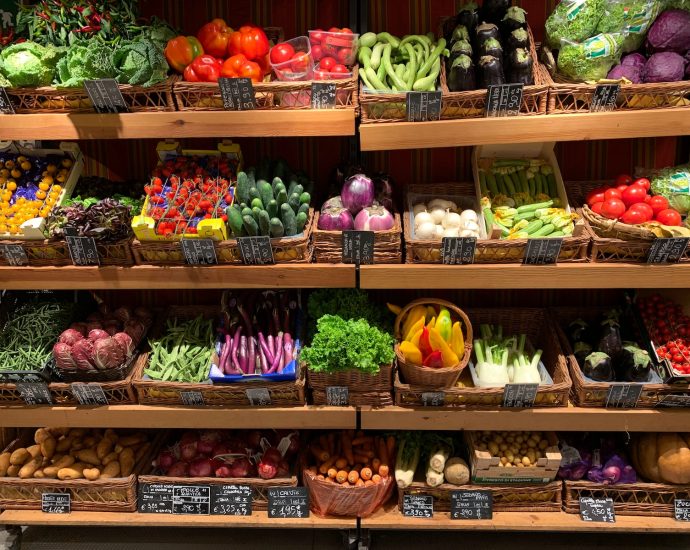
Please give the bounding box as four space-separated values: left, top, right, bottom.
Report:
621 53 647 69
558 448 592 481
647 9 690 54
587 454 636 485
643 52 686 83
607 64 643 83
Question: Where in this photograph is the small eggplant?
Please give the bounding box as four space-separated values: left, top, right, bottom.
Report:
456 1 479 35
450 25 471 46
597 314 623 358
480 0 510 25
567 319 591 346
450 39 473 59
480 38 503 61
501 6 528 36
507 28 530 51
447 54 476 92
506 48 534 85
615 344 651 383
573 341 593 367
478 55 505 88
583 351 614 382
476 22 501 46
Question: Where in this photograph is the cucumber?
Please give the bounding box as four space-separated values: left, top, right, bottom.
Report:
276 189 288 209
226 206 244 238
258 181 274 207
239 202 247 210
258 210 270 236
292 184 303 198
280 203 297 236
251 197 264 210
287 178 299 196
242 215 259 236
272 177 283 194
251 206 262 224
298 203 309 216
236 172 250 204
295 211 308 234
269 217 285 238
267 199 278 219
248 186 260 202
299 192 311 206
241 207 253 219
288 192 301 213
274 182 286 196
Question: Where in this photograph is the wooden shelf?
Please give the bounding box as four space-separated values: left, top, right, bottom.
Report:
0 509 352 529
0 264 356 289
359 405 690 432
0 405 356 429
359 108 690 151
362 503 690 533
359 263 690 289
0 110 356 140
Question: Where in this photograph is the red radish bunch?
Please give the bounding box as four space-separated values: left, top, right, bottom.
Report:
586 174 682 227
638 294 690 375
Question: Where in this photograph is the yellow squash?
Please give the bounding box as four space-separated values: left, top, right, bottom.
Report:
401 305 427 340
399 341 422 365
428 327 459 368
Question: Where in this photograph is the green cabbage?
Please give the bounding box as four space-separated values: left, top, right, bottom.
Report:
545 0 605 49
596 0 662 52
111 38 168 87
649 164 690 215
54 43 116 88
557 33 625 81
0 42 65 87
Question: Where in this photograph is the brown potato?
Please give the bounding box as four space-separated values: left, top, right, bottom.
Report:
56 437 72 453
40 437 56 459
27 445 41 458
9 448 30 465
118 434 146 447
83 468 101 481
6 464 20 477
96 437 114 460
119 448 135 476
104 429 118 442
67 428 87 439
58 463 87 480
76 448 101 466
33 469 45 479
102 451 119 466
34 428 52 445
101 461 120 479
0 451 10 476
19 457 42 479
82 436 96 448
43 455 75 477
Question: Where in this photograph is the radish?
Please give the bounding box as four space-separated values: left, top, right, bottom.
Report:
258 459 278 479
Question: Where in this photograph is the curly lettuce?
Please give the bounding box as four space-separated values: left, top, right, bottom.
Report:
597 0 662 52
557 33 625 81
54 43 116 88
649 164 690 215
546 0 605 49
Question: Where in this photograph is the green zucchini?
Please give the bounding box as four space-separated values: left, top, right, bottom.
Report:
280 203 297 236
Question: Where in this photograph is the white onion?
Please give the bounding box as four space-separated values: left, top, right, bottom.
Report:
442 211 462 229
443 227 460 238
459 209 478 225
414 211 433 228
435 225 444 237
412 203 427 216
464 220 480 233
428 198 457 211
415 221 437 239
430 207 446 225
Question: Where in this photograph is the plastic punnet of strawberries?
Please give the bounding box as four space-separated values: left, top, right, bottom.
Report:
638 293 690 376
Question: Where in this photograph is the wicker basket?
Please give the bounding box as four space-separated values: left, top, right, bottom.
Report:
312 212 402 264
4 78 176 114
395 308 571 408
563 480 690 517
13 238 135 267
394 298 473 389
398 480 562 513
306 363 393 407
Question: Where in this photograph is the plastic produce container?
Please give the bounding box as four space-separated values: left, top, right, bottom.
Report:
309 30 359 66
270 36 313 81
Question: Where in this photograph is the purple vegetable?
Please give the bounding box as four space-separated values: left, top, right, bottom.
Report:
354 205 395 231
248 336 256 375
373 173 395 211
231 327 242 374
619 464 637 484
321 195 344 212
621 53 647 69
219 333 231 374
239 335 248 374
267 333 283 374
341 173 375 214
647 9 690 54
607 64 642 84
259 332 274 364
317 206 355 231
587 454 636 485
259 345 269 373
643 52 686 83
283 333 294 367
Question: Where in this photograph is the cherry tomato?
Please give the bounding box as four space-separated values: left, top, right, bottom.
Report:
319 56 337 71
633 177 651 191
615 174 633 187
604 188 622 201
328 27 342 32
590 201 604 215
621 184 648 208
336 48 352 64
340 27 354 33
331 63 349 73
656 208 682 226
648 195 670 216
290 52 310 73
586 187 607 206
311 44 323 60
601 198 626 220
270 42 296 64
310 30 323 44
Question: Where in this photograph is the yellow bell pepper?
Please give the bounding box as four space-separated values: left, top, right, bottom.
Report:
436 307 452 342
451 321 465 358
404 317 425 343
401 305 426 340
428 327 459 368
399 341 422 365
409 328 422 348
387 302 402 315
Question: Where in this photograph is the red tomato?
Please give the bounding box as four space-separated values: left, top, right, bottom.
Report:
331 63 349 73
270 43 295 64
616 184 629 194
604 188 622 201
311 44 323 60
590 201 604 215
586 187 607 207
656 208 683 226
621 184 648 208
621 207 648 225
290 52 310 73
615 174 633 187
319 56 337 71
601 198 626 220
648 195 670 216
340 27 354 33
633 177 651 191
336 48 352 64
630 202 654 220
310 30 323 44
328 27 342 32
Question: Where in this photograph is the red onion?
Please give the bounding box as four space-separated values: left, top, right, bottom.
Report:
341 173 375 214
354 205 395 231
317 206 354 231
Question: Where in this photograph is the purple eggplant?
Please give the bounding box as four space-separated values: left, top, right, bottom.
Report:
239 335 248 374
248 337 256 374
259 332 274 364
231 326 242 373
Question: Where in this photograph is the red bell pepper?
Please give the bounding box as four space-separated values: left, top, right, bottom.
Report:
197 18 233 58
183 55 222 83
220 54 263 82
164 36 204 73
419 326 433 359
228 25 270 61
423 351 443 368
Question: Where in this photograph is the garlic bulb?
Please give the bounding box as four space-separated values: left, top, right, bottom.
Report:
442 211 462 229
459 209 478 225
414 211 433 228
430 207 446 225
415 221 437 239
412 203 427 216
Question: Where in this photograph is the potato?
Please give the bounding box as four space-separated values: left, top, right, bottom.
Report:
56 437 72 453
58 463 87 480
104 429 118 442
82 436 96 448
102 451 119 466
70 440 84 451
118 434 146 447
6 464 20 477
68 428 87 439
96 437 114 460
34 428 52 445
101 461 120 479
119 448 135 477
19 457 42 479
76 448 101 466
9 448 30 466
114 444 123 454
27 445 41 459
33 469 45 479
43 455 75 477
40 437 56 459
83 468 101 481
0 451 10 476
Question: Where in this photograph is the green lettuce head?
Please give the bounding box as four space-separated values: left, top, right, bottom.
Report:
0 42 64 87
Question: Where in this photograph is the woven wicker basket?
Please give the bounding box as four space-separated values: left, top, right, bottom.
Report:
563 480 690 517
395 308 571 408
306 363 393 407
394 298 473 389
398 480 562 513
13 238 135 267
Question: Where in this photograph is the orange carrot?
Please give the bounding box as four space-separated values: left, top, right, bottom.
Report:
353 463 363 473
340 480 350 486
379 464 390 477
335 457 348 469
327 468 337 479
386 435 396 461
319 455 338 475
336 470 348 484
360 467 373 481
372 474 382 484
364 480 375 487
310 444 329 463
355 478 365 487
348 470 360 484
316 474 325 480
371 458 381 473
378 438 389 466
353 453 371 464
351 436 374 447
342 432 354 465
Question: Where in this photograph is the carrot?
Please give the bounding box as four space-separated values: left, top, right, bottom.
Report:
379 464 390 477
372 474 382 484
371 458 381 473
336 470 349 484
364 480 375 487
351 436 373 447
360 467 373 481
310 444 329 463
316 474 325 480
353 453 371 464
386 435 396 461
327 468 337 479
352 463 363 473
348 470 359 484
335 457 348 469
341 432 354 466
355 478 365 487
340 480 350 486
327 433 336 456
319 455 338 475
378 438 389 466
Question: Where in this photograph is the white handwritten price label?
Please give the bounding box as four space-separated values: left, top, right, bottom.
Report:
212 485 252 516
267 487 309 518
172 485 211 515
42 493 70 514
579 497 615 523
451 490 492 520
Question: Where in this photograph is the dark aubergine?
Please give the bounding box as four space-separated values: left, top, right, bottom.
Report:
448 54 476 92
457 2 480 34
480 0 510 24
583 351 614 382
450 39 473 59
615 344 652 382
450 25 471 46
480 38 503 61
478 55 505 88
507 28 530 50
597 313 623 357
476 22 501 47
501 6 528 36
506 48 534 85
573 341 593 366
567 318 591 345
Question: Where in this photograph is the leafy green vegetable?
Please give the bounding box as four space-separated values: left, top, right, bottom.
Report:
307 289 392 334
301 315 395 374
557 33 624 81
0 42 65 87
545 0 605 48
649 164 690 215
596 0 662 52
111 38 168 87
54 43 116 88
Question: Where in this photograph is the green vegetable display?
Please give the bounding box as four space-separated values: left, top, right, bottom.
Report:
596 0 662 53
557 33 625 81
649 163 690 215
545 0 605 48
111 38 169 87
307 289 392 334
55 43 116 88
0 42 65 87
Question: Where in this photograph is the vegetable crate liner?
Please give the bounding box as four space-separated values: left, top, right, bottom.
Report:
563 480 690 517
10 238 135 268
567 180 690 263
312 212 402 264
395 308 570 408
5 78 176 114
0 431 162 512
306 362 394 407
398 480 562 513
551 307 689 408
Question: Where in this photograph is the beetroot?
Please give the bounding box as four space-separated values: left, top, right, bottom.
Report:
167 461 189 477
157 450 175 473
189 457 213 477
53 342 77 370
59 328 84 346
88 329 110 342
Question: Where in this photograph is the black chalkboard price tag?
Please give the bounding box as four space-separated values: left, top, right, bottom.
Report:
523 238 563 265
172 485 211 515
590 84 620 113
0 87 14 114
245 387 271 406
0 243 28 266
212 485 252 516
84 79 128 113
656 394 690 408
441 237 476 265
451 490 493 520
16 382 52 405
268 487 309 519
71 383 108 406
311 82 337 109
675 499 690 521
402 494 434 518
647 238 689 264
421 392 445 407
180 391 205 406
219 77 256 111
66 235 100 266
605 383 642 408
181 238 218 265
138 483 174 513
326 386 349 406
579 497 616 523
238 236 274 265
42 493 70 514
503 383 539 408
406 91 442 122
342 231 374 265
486 84 523 117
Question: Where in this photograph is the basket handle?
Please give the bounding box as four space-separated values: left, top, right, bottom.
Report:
393 298 473 346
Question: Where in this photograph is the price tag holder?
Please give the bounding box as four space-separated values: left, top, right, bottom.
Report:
42 493 70 514
590 84 620 113
450 490 492 520
0 243 28 266
71 383 108 406
139 483 175 513
523 238 563 265
268 487 309 519
579 497 616 523
180 391 205 406
16 382 52 405
219 77 256 111
66 235 100 266
246 387 271 406
675 499 690 521
656 394 690 408
421 392 445 407
212 485 252 516
172 485 211 515
402 494 434 518
342 231 374 265
0 87 15 114
647 237 689 264
181 239 218 266
406 91 442 122
326 386 349 406
311 82 337 109
238 236 274 265
84 79 128 113
441 237 476 265
503 383 538 408
485 84 523 117
605 383 642 408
